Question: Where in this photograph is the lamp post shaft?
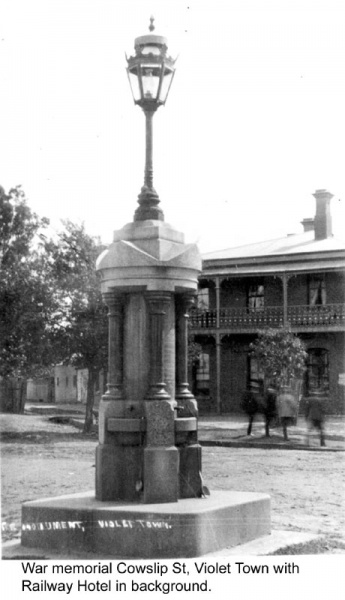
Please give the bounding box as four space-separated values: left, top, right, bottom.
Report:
134 107 163 222
144 110 154 189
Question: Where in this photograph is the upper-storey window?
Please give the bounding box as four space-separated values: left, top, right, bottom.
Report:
309 276 326 305
248 284 264 310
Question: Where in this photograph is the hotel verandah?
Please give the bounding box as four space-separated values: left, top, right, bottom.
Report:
190 190 345 414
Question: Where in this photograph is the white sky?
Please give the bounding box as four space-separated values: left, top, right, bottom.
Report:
1 0 345 253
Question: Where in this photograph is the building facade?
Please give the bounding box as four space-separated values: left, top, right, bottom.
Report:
27 367 103 404
27 376 55 403
190 190 345 414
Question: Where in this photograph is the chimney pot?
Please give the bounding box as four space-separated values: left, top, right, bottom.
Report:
312 189 333 240
301 218 315 232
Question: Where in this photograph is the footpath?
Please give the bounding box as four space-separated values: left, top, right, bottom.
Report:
25 402 345 452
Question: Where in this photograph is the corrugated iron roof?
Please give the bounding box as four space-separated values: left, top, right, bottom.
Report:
202 231 345 261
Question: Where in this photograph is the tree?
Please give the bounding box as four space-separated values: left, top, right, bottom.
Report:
0 186 108 427
249 328 307 390
48 221 108 432
0 186 57 380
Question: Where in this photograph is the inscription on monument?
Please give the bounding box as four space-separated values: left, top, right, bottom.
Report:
22 518 172 532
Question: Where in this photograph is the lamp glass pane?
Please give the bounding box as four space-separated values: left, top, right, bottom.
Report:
141 64 161 100
159 68 174 103
141 45 161 56
127 68 141 101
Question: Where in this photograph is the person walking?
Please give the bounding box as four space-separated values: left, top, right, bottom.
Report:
305 394 326 447
241 385 259 436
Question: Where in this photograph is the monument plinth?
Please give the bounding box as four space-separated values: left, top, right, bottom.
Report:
22 491 270 558
95 219 203 506
20 19 271 558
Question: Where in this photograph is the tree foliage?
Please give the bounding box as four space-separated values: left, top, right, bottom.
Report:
0 186 56 377
47 221 108 432
1 186 108 431
249 328 307 389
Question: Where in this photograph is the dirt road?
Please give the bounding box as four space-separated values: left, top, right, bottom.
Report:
1 413 345 553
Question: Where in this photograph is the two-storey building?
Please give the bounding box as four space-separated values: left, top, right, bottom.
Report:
190 189 345 414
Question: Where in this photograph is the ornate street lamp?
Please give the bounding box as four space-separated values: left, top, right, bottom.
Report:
126 17 176 221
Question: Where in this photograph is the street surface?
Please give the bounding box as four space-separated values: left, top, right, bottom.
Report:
1 410 345 554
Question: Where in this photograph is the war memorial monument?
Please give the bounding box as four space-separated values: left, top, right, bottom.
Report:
21 20 270 558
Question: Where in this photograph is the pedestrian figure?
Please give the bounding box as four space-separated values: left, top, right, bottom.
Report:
277 385 296 441
305 394 326 447
262 386 277 437
241 386 259 436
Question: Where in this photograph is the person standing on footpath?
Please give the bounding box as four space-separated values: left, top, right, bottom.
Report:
305 394 326 447
277 385 296 441
262 386 277 437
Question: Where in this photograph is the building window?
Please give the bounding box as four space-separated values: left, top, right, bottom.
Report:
73 375 77 388
306 348 329 394
248 284 264 310
197 288 209 310
309 276 326 305
65 377 68 387
196 352 210 395
248 356 264 389
56 377 59 387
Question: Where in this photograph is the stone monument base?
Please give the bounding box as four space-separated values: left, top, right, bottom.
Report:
21 490 270 558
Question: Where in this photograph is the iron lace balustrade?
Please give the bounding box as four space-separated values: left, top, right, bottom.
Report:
190 309 217 329
190 304 345 330
190 306 284 329
219 306 284 328
287 303 345 327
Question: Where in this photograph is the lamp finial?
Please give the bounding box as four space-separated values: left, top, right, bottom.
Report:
149 16 155 32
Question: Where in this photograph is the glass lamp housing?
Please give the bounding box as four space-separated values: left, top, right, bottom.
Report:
126 31 176 109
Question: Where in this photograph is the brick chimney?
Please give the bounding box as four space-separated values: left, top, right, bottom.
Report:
300 218 314 232
312 189 333 240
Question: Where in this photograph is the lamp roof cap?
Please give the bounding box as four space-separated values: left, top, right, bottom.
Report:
134 16 168 50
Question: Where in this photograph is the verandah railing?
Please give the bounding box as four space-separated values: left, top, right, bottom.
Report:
190 303 345 330
287 303 345 326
